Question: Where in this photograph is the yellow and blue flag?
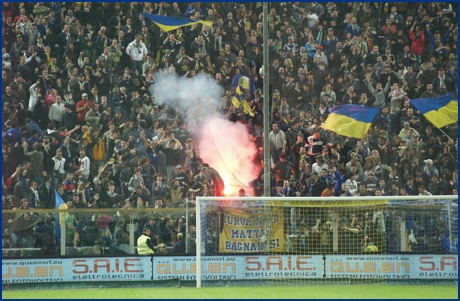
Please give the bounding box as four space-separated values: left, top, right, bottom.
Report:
242 100 254 117
322 105 380 138
142 14 213 32
232 75 255 92
410 93 458 128
232 85 242 109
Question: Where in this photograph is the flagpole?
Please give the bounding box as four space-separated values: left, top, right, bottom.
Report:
263 2 270 197
434 126 455 141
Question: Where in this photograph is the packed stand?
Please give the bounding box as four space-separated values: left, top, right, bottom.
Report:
1 2 458 256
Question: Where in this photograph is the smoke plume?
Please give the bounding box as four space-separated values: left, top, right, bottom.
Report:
150 72 261 196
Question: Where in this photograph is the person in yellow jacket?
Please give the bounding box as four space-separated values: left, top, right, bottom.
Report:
137 227 155 255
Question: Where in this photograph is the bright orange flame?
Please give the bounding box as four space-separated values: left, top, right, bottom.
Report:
224 185 234 196
197 119 261 197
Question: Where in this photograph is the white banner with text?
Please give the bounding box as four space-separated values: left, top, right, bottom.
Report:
2 257 151 283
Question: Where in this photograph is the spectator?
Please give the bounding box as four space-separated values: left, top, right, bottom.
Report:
1 2 458 259
172 232 186 254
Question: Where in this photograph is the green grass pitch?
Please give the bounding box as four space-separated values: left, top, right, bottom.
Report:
2 286 458 299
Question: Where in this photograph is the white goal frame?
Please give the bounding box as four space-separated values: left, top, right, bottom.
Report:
196 195 458 288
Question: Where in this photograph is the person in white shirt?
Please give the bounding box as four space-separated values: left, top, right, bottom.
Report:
311 155 328 174
344 172 358 196
77 149 91 180
52 148 66 180
269 123 286 164
126 33 148 76
307 8 318 28
28 78 41 112
29 180 42 208
48 95 65 128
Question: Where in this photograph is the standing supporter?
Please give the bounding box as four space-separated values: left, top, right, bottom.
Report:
126 34 148 76
75 93 93 124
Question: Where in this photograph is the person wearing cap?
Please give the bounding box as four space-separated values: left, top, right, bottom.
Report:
432 66 454 95
283 36 299 55
10 34 26 63
308 170 326 197
321 179 336 197
422 159 439 179
322 28 339 57
173 163 192 193
126 33 148 76
314 45 328 65
363 171 379 195
75 93 93 123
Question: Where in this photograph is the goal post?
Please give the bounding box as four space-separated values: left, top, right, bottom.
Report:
196 195 458 288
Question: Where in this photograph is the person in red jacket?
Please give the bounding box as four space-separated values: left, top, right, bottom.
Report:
409 21 425 65
75 93 93 124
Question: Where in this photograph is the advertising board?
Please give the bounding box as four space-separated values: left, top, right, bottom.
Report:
153 255 323 280
325 255 458 279
2 257 151 283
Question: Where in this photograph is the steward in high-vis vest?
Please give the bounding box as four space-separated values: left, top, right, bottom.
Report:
137 227 155 255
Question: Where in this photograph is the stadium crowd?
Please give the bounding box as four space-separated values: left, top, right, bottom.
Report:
1 2 458 255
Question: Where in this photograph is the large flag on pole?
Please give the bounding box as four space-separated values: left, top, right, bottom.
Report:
410 93 458 128
142 14 213 32
55 190 66 244
322 105 380 138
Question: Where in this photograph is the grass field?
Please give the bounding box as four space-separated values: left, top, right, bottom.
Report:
2 286 458 299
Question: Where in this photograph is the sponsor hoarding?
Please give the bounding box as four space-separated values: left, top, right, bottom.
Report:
325 255 458 279
2 257 151 283
153 255 323 280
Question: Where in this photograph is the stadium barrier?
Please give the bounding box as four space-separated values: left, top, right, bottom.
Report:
2 254 457 285
2 196 458 287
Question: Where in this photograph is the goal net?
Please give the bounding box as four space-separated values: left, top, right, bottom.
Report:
196 195 458 287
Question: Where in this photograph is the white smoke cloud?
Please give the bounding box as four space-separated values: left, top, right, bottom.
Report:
149 72 261 195
149 71 224 112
